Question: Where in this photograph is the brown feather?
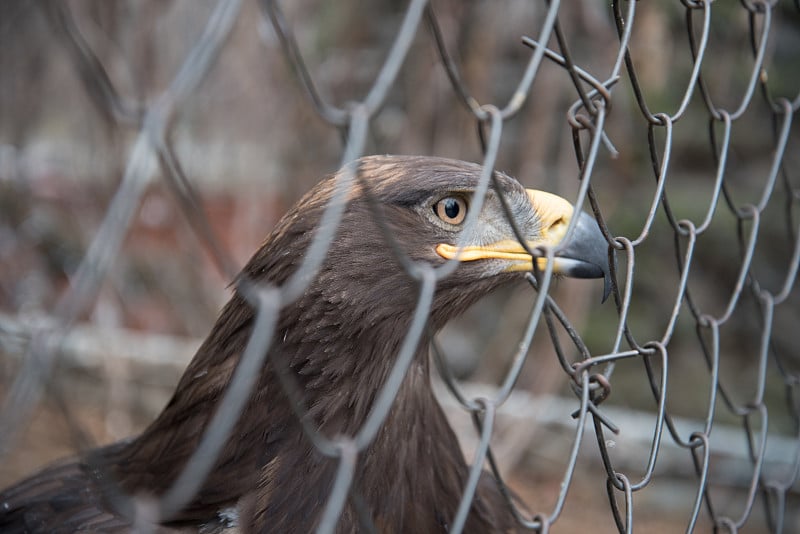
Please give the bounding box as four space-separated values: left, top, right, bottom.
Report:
0 156 541 532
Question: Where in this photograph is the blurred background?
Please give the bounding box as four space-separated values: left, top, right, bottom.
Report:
1 1 799 531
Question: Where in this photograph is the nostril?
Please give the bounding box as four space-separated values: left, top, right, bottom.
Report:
547 216 569 243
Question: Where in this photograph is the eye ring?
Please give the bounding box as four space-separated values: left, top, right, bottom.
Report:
434 196 467 225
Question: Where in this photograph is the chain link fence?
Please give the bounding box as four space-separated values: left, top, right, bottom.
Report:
1 0 799 532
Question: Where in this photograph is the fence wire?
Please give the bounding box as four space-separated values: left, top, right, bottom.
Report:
0 0 799 532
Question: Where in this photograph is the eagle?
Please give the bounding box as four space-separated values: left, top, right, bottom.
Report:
0 156 610 533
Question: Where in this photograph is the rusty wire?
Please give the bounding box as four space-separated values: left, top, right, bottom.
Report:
0 0 799 532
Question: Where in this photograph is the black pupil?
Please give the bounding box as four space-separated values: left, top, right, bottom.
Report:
444 198 460 219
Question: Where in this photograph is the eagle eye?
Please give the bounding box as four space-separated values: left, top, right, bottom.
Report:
434 196 467 225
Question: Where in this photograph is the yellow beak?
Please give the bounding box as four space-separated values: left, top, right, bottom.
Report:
435 189 611 298
435 189 572 272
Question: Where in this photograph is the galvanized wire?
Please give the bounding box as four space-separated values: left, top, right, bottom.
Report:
0 1 798 533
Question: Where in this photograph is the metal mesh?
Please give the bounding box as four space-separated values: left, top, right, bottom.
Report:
1 0 799 532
